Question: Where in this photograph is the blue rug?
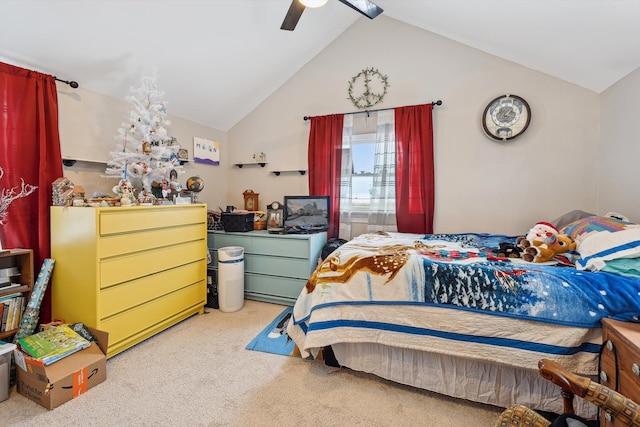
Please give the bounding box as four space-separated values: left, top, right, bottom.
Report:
246 307 296 356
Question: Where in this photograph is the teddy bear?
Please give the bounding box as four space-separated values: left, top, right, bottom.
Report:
492 242 523 259
516 222 576 263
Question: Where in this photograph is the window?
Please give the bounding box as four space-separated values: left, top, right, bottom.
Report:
339 111 397 238
341 133 376 211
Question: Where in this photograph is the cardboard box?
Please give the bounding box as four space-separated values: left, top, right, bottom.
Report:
13 327 108 409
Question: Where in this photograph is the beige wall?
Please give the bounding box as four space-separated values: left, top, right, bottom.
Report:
56 84 228 211
46 16 640 234
229 16 600 234
598 66 640 223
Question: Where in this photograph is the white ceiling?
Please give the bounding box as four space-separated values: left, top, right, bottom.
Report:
1 0 639 131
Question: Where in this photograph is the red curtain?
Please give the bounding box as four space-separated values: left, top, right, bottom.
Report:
394 104 435 234
0 62 63 324
307 114 343 239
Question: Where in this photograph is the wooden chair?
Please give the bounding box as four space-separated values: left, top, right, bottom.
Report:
493 359 640 427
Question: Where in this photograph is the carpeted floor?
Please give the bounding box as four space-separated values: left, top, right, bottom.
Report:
1 300 503 426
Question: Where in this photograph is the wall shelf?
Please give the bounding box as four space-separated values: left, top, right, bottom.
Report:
62 158 108 167
63 158 188 167
234 162 267 168
270 170 307 176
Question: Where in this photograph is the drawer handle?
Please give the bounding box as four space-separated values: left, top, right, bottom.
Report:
606 340 614 351
600 371 608 382
633 363 640 376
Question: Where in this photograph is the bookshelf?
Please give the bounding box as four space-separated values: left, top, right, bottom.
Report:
0 249 34 341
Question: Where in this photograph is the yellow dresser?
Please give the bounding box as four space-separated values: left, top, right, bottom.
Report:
51 204 207 358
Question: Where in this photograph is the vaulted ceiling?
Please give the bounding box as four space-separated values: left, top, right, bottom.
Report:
1 0 639 131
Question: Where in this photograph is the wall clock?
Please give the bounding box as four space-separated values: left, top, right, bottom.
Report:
348 67 389 109
243 189 259 211
482 94 531 141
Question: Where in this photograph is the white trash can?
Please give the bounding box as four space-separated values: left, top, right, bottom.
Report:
0 341 16 402
217 246 245 312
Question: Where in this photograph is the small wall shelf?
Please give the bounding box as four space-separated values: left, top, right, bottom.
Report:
62 158 108 167
270 170 307 176
234 162 267 168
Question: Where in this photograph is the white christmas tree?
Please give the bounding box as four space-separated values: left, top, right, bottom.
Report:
105 68 183 200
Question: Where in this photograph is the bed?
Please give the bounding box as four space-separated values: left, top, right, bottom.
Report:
286 215 640 417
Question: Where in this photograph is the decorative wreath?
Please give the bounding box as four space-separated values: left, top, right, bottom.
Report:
347 67 389 109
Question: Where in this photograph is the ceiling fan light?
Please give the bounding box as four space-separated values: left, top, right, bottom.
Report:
300 0 328 8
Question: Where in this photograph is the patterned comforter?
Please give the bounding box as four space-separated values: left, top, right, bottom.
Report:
287 232 640 374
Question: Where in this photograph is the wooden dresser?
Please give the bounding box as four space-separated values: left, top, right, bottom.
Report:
207 230 326 305
599 318 640 426
51 204 207 358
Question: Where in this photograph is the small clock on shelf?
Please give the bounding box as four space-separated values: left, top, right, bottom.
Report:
482 94 531 141
267 201 284 231
243 190 259 211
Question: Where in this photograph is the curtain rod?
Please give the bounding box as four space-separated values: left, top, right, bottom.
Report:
54 76 79 89
303 100 442 121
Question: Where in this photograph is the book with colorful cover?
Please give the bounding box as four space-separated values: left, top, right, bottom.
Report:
17 324 91 366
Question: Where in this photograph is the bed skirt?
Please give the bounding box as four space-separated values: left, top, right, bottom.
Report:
331 342 598 419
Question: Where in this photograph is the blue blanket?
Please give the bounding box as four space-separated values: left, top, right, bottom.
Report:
419 233 640 328
288 232 640 374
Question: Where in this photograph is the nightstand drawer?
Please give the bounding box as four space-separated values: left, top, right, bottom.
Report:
600 318 640 427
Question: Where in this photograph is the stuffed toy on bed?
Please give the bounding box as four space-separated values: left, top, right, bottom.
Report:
516 222 577 263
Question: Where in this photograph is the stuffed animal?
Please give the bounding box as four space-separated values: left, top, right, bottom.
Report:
525 221 559 246
516 223 576 263
492 242 522 259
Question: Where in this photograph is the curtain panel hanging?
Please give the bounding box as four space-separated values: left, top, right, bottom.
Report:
307 114 343 239
0 62 64 324
367 109 397 234
338 114 354 239
394 104 435 234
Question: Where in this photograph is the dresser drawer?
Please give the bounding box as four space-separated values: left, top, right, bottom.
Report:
100 283 204 350
245 254 311 279
100 205 205 235
210 233 249 250
100 224 205 258
100 240 205 288
245 273 306 301
100 261 205 318
209 232 313 258
252 237 309 258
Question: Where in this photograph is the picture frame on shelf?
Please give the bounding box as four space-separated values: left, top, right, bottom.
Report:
267 201 284 231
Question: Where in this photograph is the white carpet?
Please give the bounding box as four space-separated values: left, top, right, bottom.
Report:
1 300 503 426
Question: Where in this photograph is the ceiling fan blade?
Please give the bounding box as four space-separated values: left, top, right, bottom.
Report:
281 0 306 31
338 0 383 19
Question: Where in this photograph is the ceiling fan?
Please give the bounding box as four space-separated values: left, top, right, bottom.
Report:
281 0 383 31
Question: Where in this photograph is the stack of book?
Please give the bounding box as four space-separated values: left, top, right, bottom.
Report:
17 324 91 366
0 293 25 332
